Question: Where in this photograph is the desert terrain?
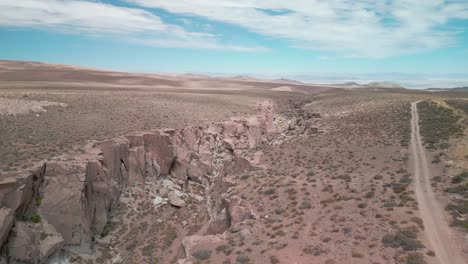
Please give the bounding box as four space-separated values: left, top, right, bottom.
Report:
0 61 467 264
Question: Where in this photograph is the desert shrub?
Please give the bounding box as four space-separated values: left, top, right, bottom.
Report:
216 244 228 253
263 188 276 195
299 201 312 210
236 255 250 263
406 253 427 264
451 171 468 184
192 249 212 260
382 229 423 251
337 174 352 182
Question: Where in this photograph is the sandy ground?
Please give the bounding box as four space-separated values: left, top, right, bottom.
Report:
0 97 67 115
411 102 466 264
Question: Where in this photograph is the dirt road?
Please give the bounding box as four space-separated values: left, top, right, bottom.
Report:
410 101 466 264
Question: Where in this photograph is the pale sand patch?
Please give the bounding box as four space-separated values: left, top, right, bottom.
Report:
0 97 67 116
271 86 294 92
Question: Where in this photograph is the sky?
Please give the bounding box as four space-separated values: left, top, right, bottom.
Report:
1 0 468 88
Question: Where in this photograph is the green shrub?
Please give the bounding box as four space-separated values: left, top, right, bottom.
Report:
30 214 41 223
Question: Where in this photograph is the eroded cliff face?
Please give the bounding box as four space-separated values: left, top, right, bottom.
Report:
0 101 315 263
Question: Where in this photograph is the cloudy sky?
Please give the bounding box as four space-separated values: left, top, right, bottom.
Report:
1 0 468 87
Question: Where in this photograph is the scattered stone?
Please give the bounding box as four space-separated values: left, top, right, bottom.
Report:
152 196 163 206
168 191 185 207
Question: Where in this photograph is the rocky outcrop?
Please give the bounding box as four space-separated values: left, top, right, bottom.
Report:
6 220 64 263
0 101 306 263
0 207 14 246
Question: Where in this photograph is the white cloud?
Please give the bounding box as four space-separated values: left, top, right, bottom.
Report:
125 0 468 58
0 0 266 52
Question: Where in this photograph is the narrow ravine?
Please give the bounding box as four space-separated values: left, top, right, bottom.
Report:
410 101 466 264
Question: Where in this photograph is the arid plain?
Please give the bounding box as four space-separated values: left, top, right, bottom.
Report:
0 61 467 264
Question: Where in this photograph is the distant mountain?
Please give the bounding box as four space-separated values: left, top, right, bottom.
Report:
426 86 468 92
273 78 305 85
452 87 468 91
364 82 405 89
336 81 406 90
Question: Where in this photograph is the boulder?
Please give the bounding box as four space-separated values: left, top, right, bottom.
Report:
207 209 230 235
224 195 253 227
228 156 251 175
168 191 185 208
170 159 189 182
39 221 65 262
8 222 39 263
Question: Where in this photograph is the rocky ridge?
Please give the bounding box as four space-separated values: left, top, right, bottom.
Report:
0 100 316 263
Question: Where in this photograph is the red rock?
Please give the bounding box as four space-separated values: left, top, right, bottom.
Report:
143 132 175 175
0 207 14 247
81 160 110 244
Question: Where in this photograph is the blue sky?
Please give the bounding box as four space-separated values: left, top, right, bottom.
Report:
1 0 468 88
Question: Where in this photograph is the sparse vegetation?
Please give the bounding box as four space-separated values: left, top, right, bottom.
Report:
418 100 463 148
382 229 423 251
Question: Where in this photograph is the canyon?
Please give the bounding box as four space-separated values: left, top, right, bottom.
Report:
0 99 314 263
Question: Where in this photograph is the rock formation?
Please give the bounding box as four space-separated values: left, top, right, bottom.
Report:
0 101 316 263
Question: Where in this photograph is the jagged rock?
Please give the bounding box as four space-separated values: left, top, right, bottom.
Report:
0 206 14 247
182 126 202 152
187 159 204 183
224 195 253 227
246 117 263 147
230 206 253 226
207 209 230 235
228 156 252 175
125 135 143 148
4 164 46 217
127 146 145 186
145 156 161 178
197 147 213 174
99 138 130 198
8 222 39 263
170 159 189 181
0 177 17 204
6 220 64 264
168 191 185 208
81 160 110 245
143 132 175 175
223 138 236 151
40 221 65 262
40 162 83 246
